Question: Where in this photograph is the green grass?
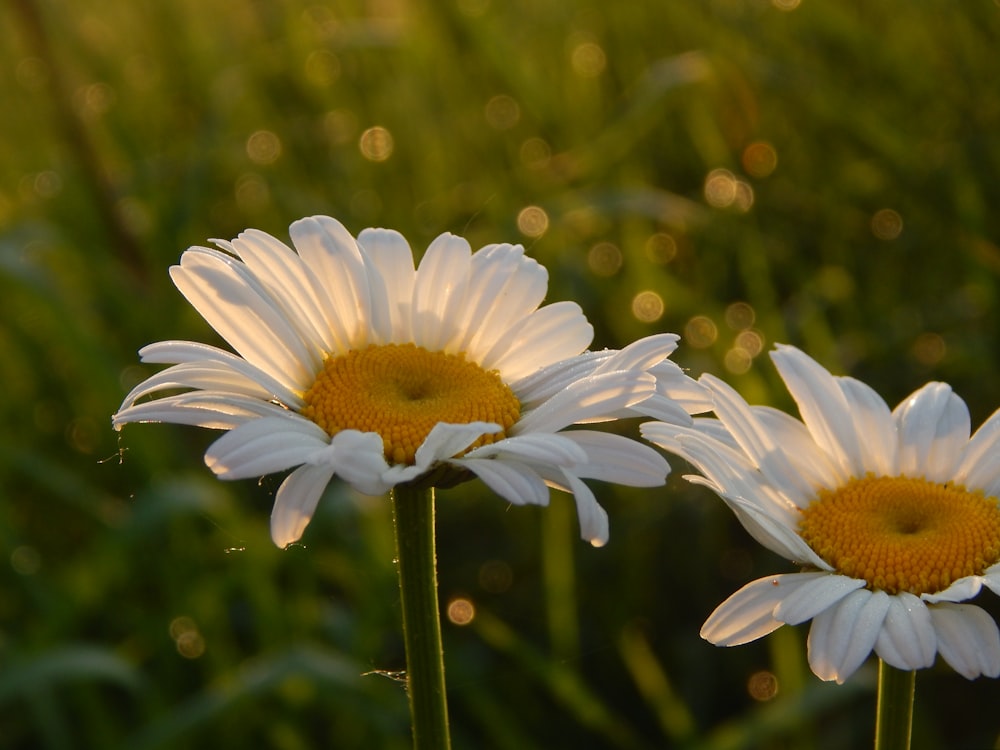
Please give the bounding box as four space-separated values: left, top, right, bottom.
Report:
3 0 1000 747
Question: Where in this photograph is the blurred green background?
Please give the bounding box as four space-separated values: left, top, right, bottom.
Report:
4 0 1000 747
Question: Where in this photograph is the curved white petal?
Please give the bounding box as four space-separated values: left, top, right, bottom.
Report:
770 345 866 479
893 382 970 482
559 431 669 487
457 243 548 359
702 373 823 504
484 301 593 381
773 573 866 625
229 229 344 355
458 457 550 507
874 593 937 671
306 430 394 496
929 603 1000 679
356 228 416 344
204 416 328 479
561 471 609 546
411 421 503 470
955 408 1000 495
134 340 303 407
701 573 829 646
514 370 655 434
980 563 1000 597
113 392 293 431
412 232 472 351
170 248 320 389
461 432 588 467
288 215 373 350
837 376 898 476
271 463 337 547
807 588 890 683
921 575 984 604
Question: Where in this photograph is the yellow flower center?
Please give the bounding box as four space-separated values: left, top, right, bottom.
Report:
798 475 1000 595
301 343 521 465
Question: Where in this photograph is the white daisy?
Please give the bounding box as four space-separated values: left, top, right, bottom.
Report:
642 344 1000 683
114 215 707 548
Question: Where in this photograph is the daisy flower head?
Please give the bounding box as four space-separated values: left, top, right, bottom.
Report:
642 344 1000 684
114 216 706 548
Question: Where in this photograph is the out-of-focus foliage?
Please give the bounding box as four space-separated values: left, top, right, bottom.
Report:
3 0 1000 748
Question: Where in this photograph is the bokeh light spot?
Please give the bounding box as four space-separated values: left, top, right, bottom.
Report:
170 616 206 659
631 291 664 323
912 332 946 366
304 50 341 87
517 205 549 237
645 233 677 264
748 670 779 701
704 169 738 208
359 126 394 162
587 242 623 277
872 208 903 240
724 347 752 374
685 315 718 348
742 142 778 178
736 329 765 358
571 42 607 77
485 95 520 130
520 137 552 169
725 301 756 330
447 597 476 626
246 129 282 165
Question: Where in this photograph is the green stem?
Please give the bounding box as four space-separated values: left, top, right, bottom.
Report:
391 484 451 750
874 659 914 750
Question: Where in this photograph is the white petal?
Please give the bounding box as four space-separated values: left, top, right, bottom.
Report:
288 216 373 349
306 430 394 496
170 248 319 389
701 573 829 646
723 494 829 568
874 593 937 671
412 421 503 469
921 575 984 604
457 457 550 507
702 373 822 503
981 563 1000 597
511 350 607 408
561 471 609 546
514 370 655 434
356 228 416 343
484 301 593 381
806 588 890 683
134 340 303 407
954 408 1000 495
929 603 1000 679
462 432 588 467
591 334 679 376
411 232 471 351
837 376 898 476
773 574 866 625
560 431 669 487
113 392 293 431
770 345 866 478
893 382 970 482
204 416 328 479
271 464 336 547
229 229 344 355
456 243 548 359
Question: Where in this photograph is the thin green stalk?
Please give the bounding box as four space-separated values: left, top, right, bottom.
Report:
874 659 914 750
391 484 451 750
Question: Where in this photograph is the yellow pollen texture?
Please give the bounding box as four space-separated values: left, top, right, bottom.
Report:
798 475 1000 595
301 343 521 466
